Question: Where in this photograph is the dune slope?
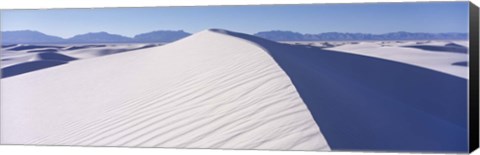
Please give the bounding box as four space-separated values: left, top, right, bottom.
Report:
212 30 468 152
1 30 330 151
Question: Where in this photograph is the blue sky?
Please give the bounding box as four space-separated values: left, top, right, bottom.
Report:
0 2 469 38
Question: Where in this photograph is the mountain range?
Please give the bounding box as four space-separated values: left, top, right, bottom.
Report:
254 30 468 41
67 32 134 43
1 30 66 44
1 30 192 44
1 30 468 44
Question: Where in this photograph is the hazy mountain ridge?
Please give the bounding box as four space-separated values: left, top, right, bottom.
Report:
1 30 192 44
1 30 66 44
67 32 134 43
254 30 468 41
1 30 468 44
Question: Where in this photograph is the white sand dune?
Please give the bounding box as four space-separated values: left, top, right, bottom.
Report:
1 44 157 68
1 30 330 151
329 41 468 79
279 40 468 79
222 31 467 151
1 44 160 78
2 30 467 152
60 44 158 59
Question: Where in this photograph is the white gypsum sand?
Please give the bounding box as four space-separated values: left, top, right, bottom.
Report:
328 41 468 79
1 30 330 151
0 44 157 68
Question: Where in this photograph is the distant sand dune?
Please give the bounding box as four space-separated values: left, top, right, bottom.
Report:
1 44 160 77
27 49 59 53
2 53 77 78
2 61 67 78
59 44 159 59
8 45 64 51
403 44 468 54
329 41 468 78
63 45 107 51
1 44 18 49
32 52 78 62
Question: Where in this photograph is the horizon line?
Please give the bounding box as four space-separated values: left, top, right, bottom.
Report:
1 29 470 39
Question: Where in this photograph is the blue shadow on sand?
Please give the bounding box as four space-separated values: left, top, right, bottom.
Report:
2 61 67 78
2 53 77 78
211 29 468 153
404 43 468 54
452 61 468 67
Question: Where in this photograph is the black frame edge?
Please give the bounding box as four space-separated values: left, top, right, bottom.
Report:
469 1 480 153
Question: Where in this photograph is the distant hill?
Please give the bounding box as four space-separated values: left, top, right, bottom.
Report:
67 32 133 43
254 31 468 41
134 30 191 43
1 30 65 44
1 30 468 44
1 30 190 44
